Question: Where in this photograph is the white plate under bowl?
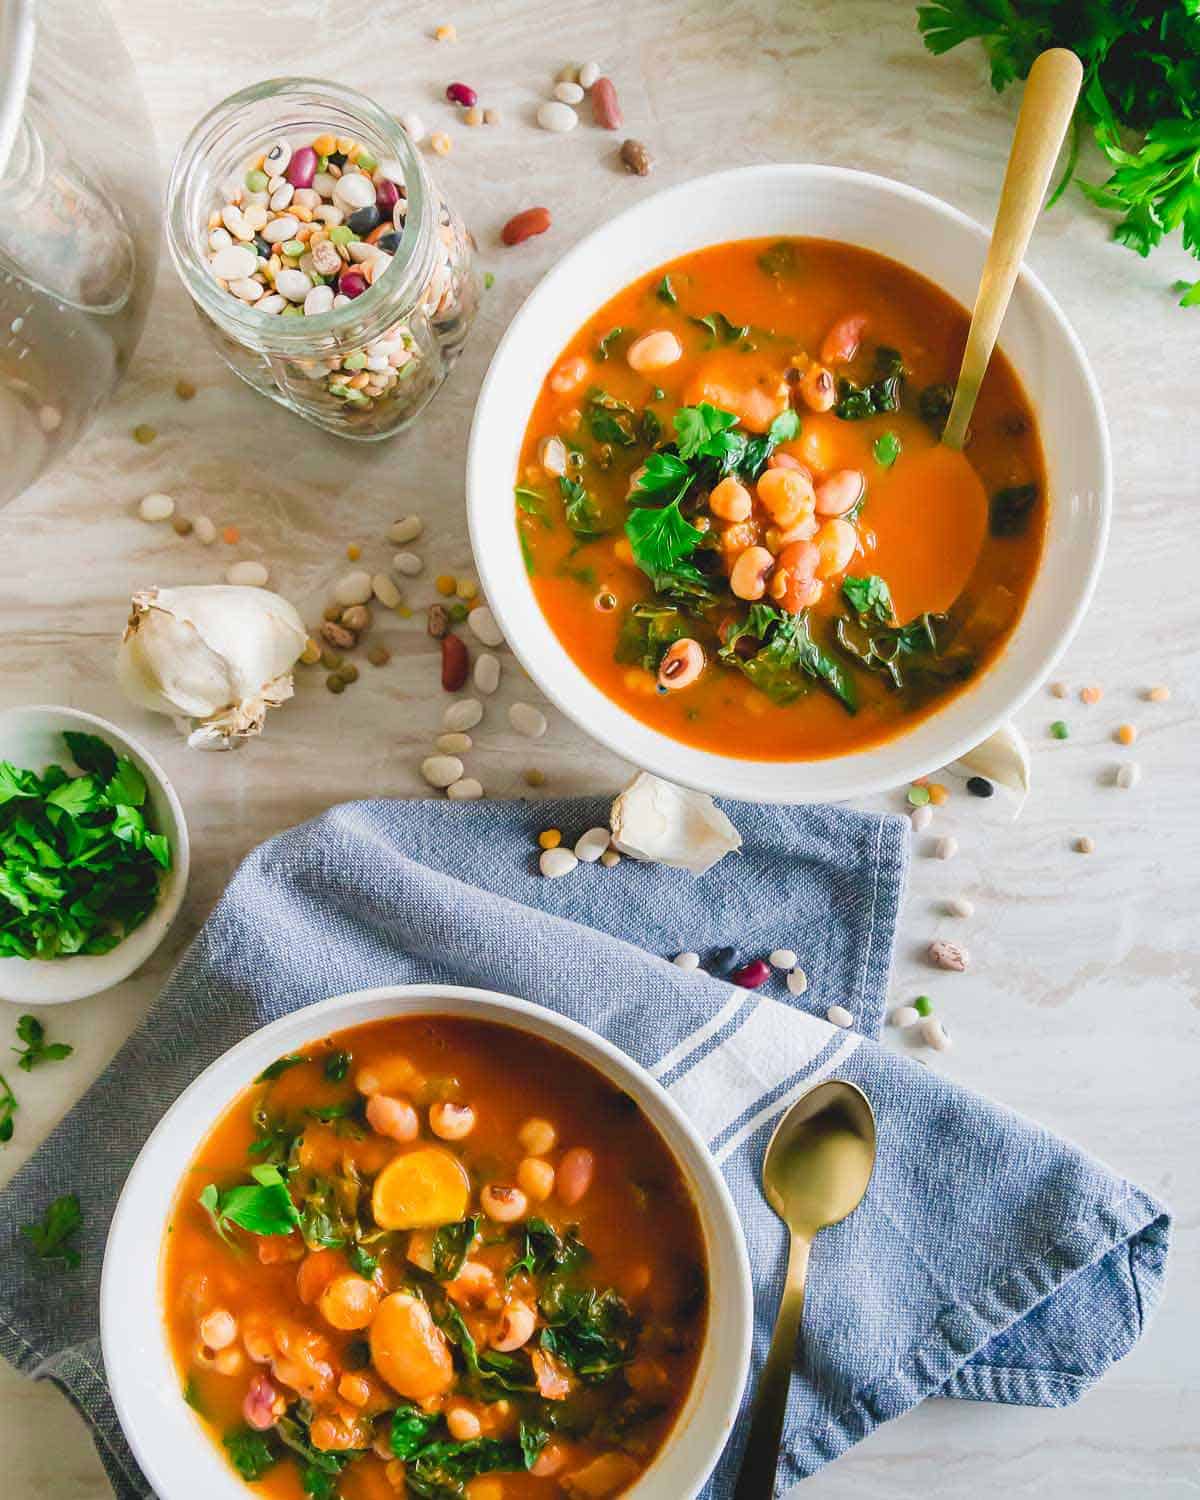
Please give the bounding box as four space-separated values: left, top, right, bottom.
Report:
102 983 753 1500
0 705 189 1002
467 163 1111 803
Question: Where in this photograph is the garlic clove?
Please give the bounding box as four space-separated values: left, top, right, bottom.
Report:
953 720 1031 809
610 772 742 874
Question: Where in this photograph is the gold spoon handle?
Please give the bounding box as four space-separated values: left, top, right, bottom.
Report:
732 1230 813 1500
942 47 1083 451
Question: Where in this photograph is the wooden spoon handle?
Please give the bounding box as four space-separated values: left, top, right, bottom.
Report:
942 48 1083 451
732 1230 813 1500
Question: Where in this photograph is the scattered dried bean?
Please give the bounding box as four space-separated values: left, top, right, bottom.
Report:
441 634 469 692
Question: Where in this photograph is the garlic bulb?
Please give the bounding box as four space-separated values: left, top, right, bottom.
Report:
610 772 742 874
118 585 307 750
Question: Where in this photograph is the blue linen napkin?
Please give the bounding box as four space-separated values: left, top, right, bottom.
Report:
0 796 1169 1498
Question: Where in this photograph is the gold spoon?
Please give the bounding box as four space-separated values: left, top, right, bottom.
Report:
942 47 1083 450
732 1080 877 1499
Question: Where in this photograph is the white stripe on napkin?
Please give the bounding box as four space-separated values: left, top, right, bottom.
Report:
666 996 849 1144
713 1031 861 1163
650 985 751 1079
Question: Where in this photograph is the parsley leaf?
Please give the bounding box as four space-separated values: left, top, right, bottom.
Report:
842 575 896 624
199 1164 301 1242
223 1428 279 1482
62 732 118 781
655 274 677 306
673 402 740 461
0 1073 16 1143
629 450 691 502
624 498 708 594
873 431 902 468
20 1193 83 1268
12 1013 73 1072
559 475 607 537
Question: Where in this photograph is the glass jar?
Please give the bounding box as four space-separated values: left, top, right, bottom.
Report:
166 77 478 441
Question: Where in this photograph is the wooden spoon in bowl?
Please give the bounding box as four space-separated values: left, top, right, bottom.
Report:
942 47 1084 449
890 48 1084 616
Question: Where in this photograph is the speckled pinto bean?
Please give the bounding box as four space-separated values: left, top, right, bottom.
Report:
502 207 551 246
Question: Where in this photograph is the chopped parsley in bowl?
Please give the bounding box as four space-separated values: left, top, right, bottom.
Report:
0 706 189 1002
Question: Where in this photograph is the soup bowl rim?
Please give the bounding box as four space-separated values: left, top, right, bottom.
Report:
465 161 1111 801
101 982 754 1500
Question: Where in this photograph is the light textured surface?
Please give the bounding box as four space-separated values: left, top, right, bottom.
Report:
0 0 1197 1495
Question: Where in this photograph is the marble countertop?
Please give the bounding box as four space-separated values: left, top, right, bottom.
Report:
2 0 1197 1494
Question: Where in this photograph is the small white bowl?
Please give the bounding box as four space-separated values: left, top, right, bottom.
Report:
467 164 1111 803
102 984 753 1500
0 705 189 1003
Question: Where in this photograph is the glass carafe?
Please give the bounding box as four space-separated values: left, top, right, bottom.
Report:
0 0 157 508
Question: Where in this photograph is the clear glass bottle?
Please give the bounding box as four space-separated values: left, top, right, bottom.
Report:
166 78 478 441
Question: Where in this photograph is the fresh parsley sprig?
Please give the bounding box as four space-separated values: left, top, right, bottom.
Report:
12 1014 73 1072
199 1163 301 1247
21 1193 83 1268
917 0 1200 305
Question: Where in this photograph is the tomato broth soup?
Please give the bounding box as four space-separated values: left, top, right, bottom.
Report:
515 238 1046 760
164 1015 708 1500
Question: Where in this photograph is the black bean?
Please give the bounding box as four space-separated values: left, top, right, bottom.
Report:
966 776 995 798
708 945 737 974
326 151 347 167
347 204 382 237
253 234 271 258
376 231 401 254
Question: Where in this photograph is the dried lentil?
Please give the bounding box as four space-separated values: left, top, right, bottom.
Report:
907 785 931 807
537 829 562 850
1074 835 1095 854
523 768 545 788
436 575 456 596
913 995 933 1016
1080 684 1103 705
1050 720 1069 740
367 645 391 667
1115 723 1137 745
132 423 156 445
174 379 197 400
172 515 193 536
928 783 948 806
